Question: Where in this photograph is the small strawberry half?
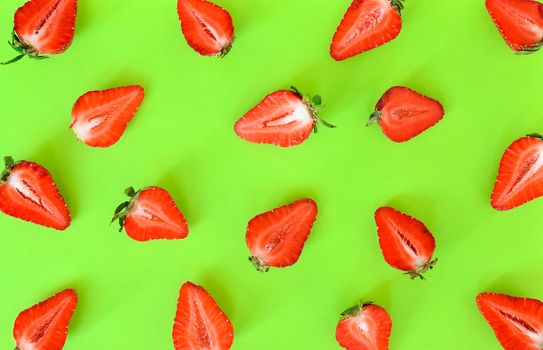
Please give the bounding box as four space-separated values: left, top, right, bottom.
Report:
234 87 335 147
486 0 543 54
70 85 145 148
330 0 404 61
245 198 318 272
112 186 189 242
477 292 543 350
374 206 437 279
336 302 392 350
14 289 78 350
367 86 444 143
491 134 543 210
2 0 78 65
0 156 71 230
173 281 234 350
177 0 235 57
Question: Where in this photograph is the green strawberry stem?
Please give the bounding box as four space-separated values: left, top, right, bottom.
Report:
111 187 139 232
367 111 381 126
390 0 405 13
2 31 49 65
249 256 270 272
340 301 374 318
1 54 25 65
405 258 438 280
1 156 14 182
527 133 543 139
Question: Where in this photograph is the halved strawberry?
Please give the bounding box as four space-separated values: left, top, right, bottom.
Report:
486 0 543 54
2 0 78 65
476 292 543 350
491 135 543 210
374 206 437 279
367 86 444 143
13 289 78 350
70 85 145 148
173 281 234 350
330 0 404 61
0 156 71 230
234 87 335 147
336 302 392 350
177 0 235 57
245 198 318 271
111 186 189 242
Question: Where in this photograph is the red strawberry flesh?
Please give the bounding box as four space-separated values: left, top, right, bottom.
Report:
336 303 392 350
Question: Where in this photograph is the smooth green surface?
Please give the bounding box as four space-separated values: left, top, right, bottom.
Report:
1 0 543 349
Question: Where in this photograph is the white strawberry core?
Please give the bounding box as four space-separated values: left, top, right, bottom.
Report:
72 116 106 140
131 201 183 231
9 172 52 215
25 2 60 49
264 103 313 128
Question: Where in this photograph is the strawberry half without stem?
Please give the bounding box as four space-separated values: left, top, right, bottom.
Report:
70 85 145 148
367 86 444 143
486 0 543 54
13 289 78 350
112 186 189 242
374 206 437 279
234 86 335 147
491 134 543 210
336 302 392 350
177 0 235 57
476 292 543 350
246 198 318 272
2 0 78 65
330 0 404 61
173 281 234 350
0 156 71 230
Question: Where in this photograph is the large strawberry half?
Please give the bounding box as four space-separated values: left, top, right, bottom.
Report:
112 186 189 242
177 0 235 57
367 86 444 143
70 85 145 148
374 206 437 279
336 302 392 350
245 198 318 272
477 292 543 350
486 0 543 54
234 87 335 147
13 289 78 350
173 281 234 350
330 0 404 61
0 156 71 230
491 134 543 210
3 0 78 65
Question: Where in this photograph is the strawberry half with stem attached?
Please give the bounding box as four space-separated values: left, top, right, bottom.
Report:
173 281 234 350
70 85 145 148
112 186 189 242
0 156 71 230
2 0 78 65
374 206 437 279
330 0 404 61
234 86 335 147
491 134 543 210
477 292 543 350
486 0 543 54
13 289 78 350
336 302 392 350
367 86 444 143
177 0 235 57
246 198 318 272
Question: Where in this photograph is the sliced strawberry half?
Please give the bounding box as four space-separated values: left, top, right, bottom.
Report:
374 206 437 279
0 156 71 230
330 0 404 61
245 198 318 271
336 302 392 350
112 186 189 242
234 87 335 147
486 0 543 54
3 0 78 65
70 85 145 148
173 281 234 350
477 292 543 350
367 86 444 143
177 0 235 57
14 289 78 350
491 135 543 210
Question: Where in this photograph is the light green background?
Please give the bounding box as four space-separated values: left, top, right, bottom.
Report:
1 0 542 349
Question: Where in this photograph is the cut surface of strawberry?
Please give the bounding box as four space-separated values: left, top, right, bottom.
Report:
14 289 78 350
336 302 392 350
173 281 234 350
